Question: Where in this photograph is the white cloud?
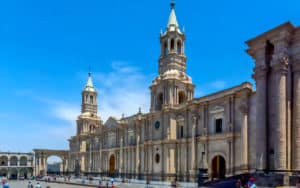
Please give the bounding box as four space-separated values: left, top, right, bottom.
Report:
93 61 151 121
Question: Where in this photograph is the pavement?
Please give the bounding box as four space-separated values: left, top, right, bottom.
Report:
4 180 97 188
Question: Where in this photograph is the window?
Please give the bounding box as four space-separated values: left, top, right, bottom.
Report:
215 118 223 133
164 42 168 56
178 91 186 104
170 39 175 51
155 154 160 164
180 126 184 138
156 93 163 110
177 40 182 54
90 96 94 104
155 121 160 130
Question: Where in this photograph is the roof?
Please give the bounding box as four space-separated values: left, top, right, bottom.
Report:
164 1 181 34
83 72 96 92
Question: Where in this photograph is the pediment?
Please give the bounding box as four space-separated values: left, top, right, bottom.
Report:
104 117 120 129
210 105 224 114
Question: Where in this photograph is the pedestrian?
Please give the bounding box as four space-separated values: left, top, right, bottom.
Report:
235 179 243 188
27 181 33 188
3 181 9 188
247 177 257 188
35 182 42 188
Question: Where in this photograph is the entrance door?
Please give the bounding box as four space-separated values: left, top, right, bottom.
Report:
211 155 226 179
109 155 115 176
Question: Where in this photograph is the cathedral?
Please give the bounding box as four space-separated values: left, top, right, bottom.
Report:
57 1 300 182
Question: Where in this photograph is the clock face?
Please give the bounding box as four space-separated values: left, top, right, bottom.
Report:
155 121 160 129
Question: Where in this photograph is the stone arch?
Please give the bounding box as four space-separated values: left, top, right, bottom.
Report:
19 156 27 166
19 168 28 178
10 156 18 166
210 154 226 179
0 168 8 177
9 168 18 179
47 155 63 175
34 149 69 176
0 156 8 166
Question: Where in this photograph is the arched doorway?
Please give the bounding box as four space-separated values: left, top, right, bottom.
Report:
211 155 226 179
9 168 18 179
19 168 28 179
0 168 8 177
47 156 63 175
109 155 115 176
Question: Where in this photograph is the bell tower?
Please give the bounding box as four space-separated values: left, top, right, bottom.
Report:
81 72 97 114
76 71 102 136
150 1 194 112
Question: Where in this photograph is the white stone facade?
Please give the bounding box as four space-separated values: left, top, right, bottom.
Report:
65 3 300 182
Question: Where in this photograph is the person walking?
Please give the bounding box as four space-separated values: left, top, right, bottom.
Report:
27 181 34 188
247 177 257 188
35 182 42 188
3 181 9 188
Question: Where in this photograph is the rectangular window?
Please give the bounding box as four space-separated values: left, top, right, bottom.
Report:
180 126 184 138
215 118 223 133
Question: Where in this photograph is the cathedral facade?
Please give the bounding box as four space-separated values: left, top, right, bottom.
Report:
66 2 300 181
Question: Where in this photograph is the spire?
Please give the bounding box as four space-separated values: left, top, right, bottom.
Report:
167 0 180 32
84 71 96 92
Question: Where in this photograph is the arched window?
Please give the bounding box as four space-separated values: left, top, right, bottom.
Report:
156 93 163 110
177 40 182 54
85 95 89 103
170 39 175 51
90 96 94 104
178 91 186 104
164 41 168 56
10 156 17 166
19 156 27 166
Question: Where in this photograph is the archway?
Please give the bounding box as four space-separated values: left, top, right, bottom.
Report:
9 168 18 179
109 155 115 176
211 155 226 179
10 156 18 166
0 156 8 166
47 156 63 175
0 168 8 177
19 168 28 179
19 156 27 166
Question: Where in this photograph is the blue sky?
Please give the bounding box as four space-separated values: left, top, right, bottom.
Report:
0 0 300 153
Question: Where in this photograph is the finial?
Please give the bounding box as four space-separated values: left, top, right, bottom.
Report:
170 0 175 9
138 107 142 114
122 113 125 119
88 65 91 77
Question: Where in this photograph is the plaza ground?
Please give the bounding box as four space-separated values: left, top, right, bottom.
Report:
6 180 96 188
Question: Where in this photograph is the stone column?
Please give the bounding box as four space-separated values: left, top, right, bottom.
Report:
240 105 249 171
190 116 196 172
293 62 300 169
136 135 140 175
273 60 288 170
120 137 123 174
253 65 268 170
